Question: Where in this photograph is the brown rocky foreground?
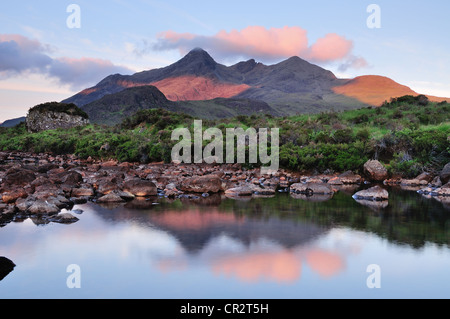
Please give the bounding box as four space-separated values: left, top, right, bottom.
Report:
0 152 449 225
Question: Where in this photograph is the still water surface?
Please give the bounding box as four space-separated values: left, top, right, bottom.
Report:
1 187 449 299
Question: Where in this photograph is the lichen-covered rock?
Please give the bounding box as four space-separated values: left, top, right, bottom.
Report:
26 102 89 133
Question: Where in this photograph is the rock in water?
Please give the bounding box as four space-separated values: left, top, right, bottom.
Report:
290 182 334 195
225 186 254 197
97 192 126 203
122 179 157 197
28 200 61 215
337 171 362 184
353 185 389 201
0 257 15 281
51 213 79 224
432 182 450 196
178 175 222 193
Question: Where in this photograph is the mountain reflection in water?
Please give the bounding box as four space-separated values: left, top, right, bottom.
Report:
83 188 448 284
0 187 448 298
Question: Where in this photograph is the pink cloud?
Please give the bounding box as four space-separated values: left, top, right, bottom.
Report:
153 26 366 68
307 33 353 62
160 30 196 42
215 26 309 60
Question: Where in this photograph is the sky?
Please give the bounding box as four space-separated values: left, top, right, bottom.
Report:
1 0 450 122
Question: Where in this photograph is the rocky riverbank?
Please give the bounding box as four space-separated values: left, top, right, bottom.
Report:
0 152 449 226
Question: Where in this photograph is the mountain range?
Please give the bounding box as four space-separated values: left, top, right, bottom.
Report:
2 48 448 126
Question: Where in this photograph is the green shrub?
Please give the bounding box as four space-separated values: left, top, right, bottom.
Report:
332 128 354 144
28 102 89 119
389 153 422 178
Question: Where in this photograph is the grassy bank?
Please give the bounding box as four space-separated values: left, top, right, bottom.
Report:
0 95 448 177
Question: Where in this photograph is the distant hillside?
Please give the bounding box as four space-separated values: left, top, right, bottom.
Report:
82 85 278 125
82 85 174 125
0 117 25 128
332 76 418 105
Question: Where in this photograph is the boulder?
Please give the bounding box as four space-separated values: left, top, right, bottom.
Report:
114 190 135 201
1 188 28 204
178 175 222 193
383 178 401 186
15 197 36 212
71 187 94 197
37 163 59 173
2 167 36 186
327 176 343 185
363 160 388 182
252 185 276 196
61 171 83 185
225 186 254 197
97 192 126 203
0 257 15 281
400 179 428 186
352 185 389 201
432 183 450 197
31 176 53 187
46 195 73 209
328 171 362 185
163 183 182 198
338 171 362 184
415 172 434 183
28 199 60 215
122 179 157 197
33 185 64 200
50 213 79 224
290 182 334 195
290 192 333 202
430 176 442 188
440 163 450 184
26 102 89 133
96 179 120 195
